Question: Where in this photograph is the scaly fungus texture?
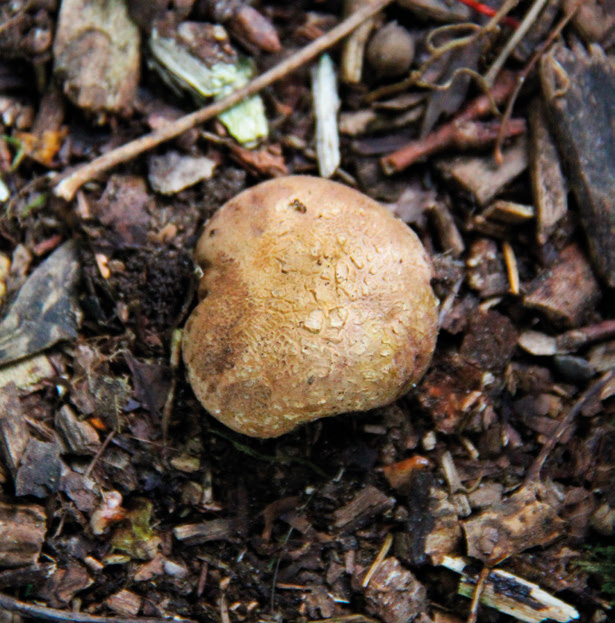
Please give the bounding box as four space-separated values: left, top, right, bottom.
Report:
183 176 438 437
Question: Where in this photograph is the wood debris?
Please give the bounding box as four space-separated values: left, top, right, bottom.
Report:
466 238 509 298
55 405 101 455
332 485 395 531
104 589 142 617
49 563 93 604
148 152 217 195
397 0 471 22
462 482 565 566
460 309 518 372
0 501 46 567
427 201 465 258
312 54 341 178
529 99 567 244
563 0 615 44
437 136 528 206
148 24 268 145
481 200 535 225
440 555 579 623
524 244 601 327
418 353 489 434
0 384 29 477
0 241 81 366
1 1 614 622
0 354 55 393
397 473 462 564
173 519 236 545
340 0 375 84
53 0 140 114
362 557 427 623
380 71 520 174
14 439 63 498
540 43 615 286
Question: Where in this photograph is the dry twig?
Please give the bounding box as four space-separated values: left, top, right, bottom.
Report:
380 70 520 174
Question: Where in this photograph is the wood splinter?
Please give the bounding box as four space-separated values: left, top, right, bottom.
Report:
439 555 579 623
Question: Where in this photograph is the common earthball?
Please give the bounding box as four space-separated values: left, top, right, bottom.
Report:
183 176 438 438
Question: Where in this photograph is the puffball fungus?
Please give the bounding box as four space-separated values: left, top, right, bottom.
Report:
183 176 438 438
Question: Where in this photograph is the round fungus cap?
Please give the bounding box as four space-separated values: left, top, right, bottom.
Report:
183 176 438 438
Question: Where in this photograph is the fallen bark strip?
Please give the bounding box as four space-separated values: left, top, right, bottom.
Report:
53 0 394 202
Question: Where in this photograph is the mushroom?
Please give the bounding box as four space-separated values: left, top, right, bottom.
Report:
183 176 438 438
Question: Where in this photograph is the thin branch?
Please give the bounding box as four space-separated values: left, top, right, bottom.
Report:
53 0 395 202
380 70 518 174
0 592 195 623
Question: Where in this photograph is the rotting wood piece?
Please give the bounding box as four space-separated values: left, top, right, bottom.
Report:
417 353 488 435
436 136 528 206
518 319 615 357
529 98 567 245
0 383 30 477
15 438 63 498
0 564 56 590
427 201 465 258
524 243 600 328
396 472 462 565
466 238 508 298
55 404 101 455
440 555 580 623
462 481 565 566
104 589 142 617
460 309 518 373
0 501 46 567
172 518 235 545
361 557 427 623
540 43 615 287
332 485 395 531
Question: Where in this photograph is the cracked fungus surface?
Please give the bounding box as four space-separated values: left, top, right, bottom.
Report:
183 176 439 437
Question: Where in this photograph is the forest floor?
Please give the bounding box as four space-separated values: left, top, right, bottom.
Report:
0 1 614 623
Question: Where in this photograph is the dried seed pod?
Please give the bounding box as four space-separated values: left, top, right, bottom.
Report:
183 176 438 437
366 21 415 79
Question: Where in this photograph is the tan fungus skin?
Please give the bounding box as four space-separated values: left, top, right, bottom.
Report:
183 176 439 438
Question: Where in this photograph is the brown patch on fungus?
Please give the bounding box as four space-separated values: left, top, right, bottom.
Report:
183 176 439 438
